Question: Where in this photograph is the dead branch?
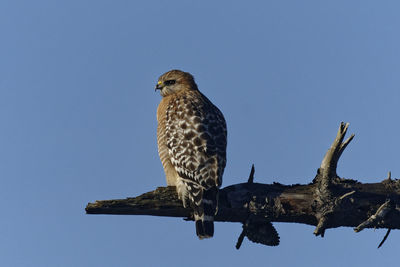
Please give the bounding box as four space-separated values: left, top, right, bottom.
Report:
85 122 400 248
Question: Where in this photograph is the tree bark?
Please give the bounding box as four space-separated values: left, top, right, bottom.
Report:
85 123 400 248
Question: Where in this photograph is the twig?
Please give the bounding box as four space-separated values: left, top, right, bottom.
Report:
248 164 255 184
314 216 328 237
339 190 356 200
354 200 391 232
236 223 247 249
237 165 256 249
377 229 391 248
386 171 392 182
377 172 393 249
338 134 355 161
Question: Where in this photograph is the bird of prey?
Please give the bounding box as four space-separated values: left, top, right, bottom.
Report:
155 70 227 239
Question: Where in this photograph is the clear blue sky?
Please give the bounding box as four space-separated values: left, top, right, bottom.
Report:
1 1 399 266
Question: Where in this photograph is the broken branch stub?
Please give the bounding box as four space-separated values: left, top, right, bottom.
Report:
318 122 354 183
313 122 355 237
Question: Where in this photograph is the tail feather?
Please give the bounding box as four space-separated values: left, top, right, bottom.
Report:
193 187 218 239
195 216 214 239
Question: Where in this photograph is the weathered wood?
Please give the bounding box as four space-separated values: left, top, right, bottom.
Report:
85 179 400 229
85 122 400 247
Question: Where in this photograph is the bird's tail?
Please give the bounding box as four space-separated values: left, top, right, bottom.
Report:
193 187 218 239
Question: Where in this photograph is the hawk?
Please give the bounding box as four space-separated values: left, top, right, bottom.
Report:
155 70 227 239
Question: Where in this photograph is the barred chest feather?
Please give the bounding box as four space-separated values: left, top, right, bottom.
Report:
157 89 227 189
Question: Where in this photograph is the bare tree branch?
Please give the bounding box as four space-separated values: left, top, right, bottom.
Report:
86 181 400 229
85 122 400 248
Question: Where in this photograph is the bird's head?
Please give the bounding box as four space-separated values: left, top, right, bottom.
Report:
155 70 198 97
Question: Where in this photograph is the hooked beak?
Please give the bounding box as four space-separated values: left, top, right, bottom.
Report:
155 81 163 91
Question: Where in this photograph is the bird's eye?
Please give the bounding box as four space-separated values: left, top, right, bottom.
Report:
164 80 176 86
